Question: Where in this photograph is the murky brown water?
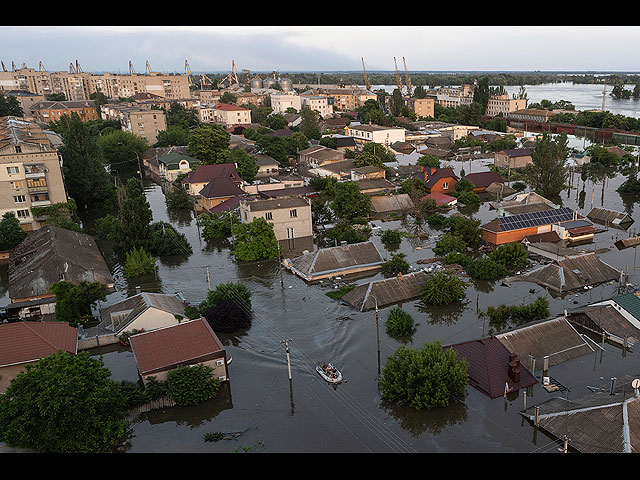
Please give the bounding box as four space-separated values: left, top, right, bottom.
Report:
4 154 640 452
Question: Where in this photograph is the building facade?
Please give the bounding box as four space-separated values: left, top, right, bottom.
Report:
239 197 312 242
345 124 406 148
486 94 527 117
271 92 302 114
0 117 68 231
32 100 99 123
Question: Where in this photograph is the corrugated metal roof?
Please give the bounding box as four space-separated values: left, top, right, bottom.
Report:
612 292 640 321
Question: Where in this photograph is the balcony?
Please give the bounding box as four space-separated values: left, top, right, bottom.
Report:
31 200 52 207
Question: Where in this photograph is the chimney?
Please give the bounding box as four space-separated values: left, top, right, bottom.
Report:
508 353 521 383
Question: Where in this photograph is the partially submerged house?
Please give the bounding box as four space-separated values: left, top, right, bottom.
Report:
587 207 634 230
520 377 640 453
98 292 189 336
425 192 457 207
481 206 585 245
444 336 537 399
0 321 78 393
129 317 230 385
340 271 429 311
413 166 459 195
5 226 114 319
463 171 505 193
283 241 384 282
504 252 620 294
370 194 415 215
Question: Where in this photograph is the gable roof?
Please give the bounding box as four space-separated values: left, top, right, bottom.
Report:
8 226 114 302
157 152 200 168
415 167 459 188
198 176 245 199
0 321 77 367
130 317 225 376
98 292 187 334
370 194 415 213
464 171 504 189
445 336 537 399
184 163 241 185
340 271 429 311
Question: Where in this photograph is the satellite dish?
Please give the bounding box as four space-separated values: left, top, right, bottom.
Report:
632 379 640 389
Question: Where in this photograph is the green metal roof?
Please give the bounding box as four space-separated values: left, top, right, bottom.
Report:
158 152 200 168
612 292 640 320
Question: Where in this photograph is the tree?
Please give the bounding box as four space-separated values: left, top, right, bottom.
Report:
385 307 415 338
466 257 508 281
165 185 193 210
122 247 157 278
331 181 371 220
150 221 193 256
523 132 569 203
0 351 128 453
231 217 279 261
219 92 237 104
155 125 191 148
117 177 154 253
187 124 231 164
381 253 410 278
49 281 108 326
50 113 116 210
166 102 200 130
433 233 466 256
326 219 371 245
448 215 483 249
166 364 220 406
198 281 252 314
456 190 481 206
204 298 252 333
419 272 467 306
489 242 530 270
381 229 402 248
0 212 26 251
0 94 24 116
230 148 259 183
265 113 288 131
473 77 491 112
298 106 322 140
197 212 235 241
98 129 149 172
417 154 440 169
379 341 468 410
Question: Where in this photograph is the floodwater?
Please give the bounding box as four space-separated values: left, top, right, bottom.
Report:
73 160 640 453
3 82 640 452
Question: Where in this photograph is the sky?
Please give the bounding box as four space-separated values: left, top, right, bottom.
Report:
2 26 640 74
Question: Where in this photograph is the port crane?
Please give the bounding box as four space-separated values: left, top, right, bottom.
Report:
393 57 403 92
403 57 411 95
361 57 371 91
185 59 196 88
220 60 239 88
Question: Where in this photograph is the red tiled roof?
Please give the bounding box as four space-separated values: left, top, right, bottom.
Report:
214 103 249 111
414 167 459 188
445 337 537 399
425 192 457 206
198 177 245 199
129 318 225 375
0 322 77 367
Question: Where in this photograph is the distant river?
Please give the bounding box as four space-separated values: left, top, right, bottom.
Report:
372 83 640 118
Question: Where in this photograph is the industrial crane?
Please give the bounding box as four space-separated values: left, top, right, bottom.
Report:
220 60 239 88
361 57 371 91
38 61 46 71
403 57 411 95
1 62 7 72
394 57 403 92
129 60 136 75
185 59 195 88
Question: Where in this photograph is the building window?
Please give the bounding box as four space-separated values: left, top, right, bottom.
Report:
10 181 23 190
6 166 19 175
16 209 29 218
290 209 297 218
13 195 26 203
443 182 449 189
265 212 273 220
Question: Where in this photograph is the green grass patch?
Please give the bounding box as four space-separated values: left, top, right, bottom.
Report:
326 284 356 300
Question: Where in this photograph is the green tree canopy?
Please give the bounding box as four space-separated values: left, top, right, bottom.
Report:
331 181 371 220
523 132 569 203
187 124 231 164
379 341 468 410
0 211 27 251
231 217 279 261
49 281 107 326
0 351 128 453
98 129 149 172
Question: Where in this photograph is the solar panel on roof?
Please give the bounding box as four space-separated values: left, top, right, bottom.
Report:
499 207 576 231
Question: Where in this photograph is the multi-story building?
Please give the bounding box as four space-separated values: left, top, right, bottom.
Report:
405 97 435 118
345 124 406 148
209 103 252 127
271 92 302 114
101 103 167 145
0 117 68 231
486 94 527 117
0 66 190 101
1 90 46 120
300 94 333 118
239 197 312 242
507 108 553 124
32 100 99 123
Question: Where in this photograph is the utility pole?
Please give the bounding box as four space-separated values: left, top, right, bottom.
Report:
372 295 381 376
282 338 293 380
205 265 211 290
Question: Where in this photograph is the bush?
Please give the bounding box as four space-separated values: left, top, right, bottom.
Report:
485 297 549 327
204 298 252 333
426 213 450 230
166 364 221 406
197 212 235 240
442 251 471 267
150 221 193 256
466 257 508 281
165 186 193 210
419 272 467 306
326 284 356 300
433 233 466 256
489 241 530 270
123 247 157 278
456 190 481 206
379 341 468 410
448 216 482 249
381 229 402 247
199 281 252 314
381 253 410 278
385 307 415 337
326 220 371 245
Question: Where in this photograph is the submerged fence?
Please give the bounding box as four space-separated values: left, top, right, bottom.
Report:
126 396 176 423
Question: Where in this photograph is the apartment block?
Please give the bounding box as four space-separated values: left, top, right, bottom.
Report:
345 124 406 148
32 100 99 123
300 94 333 118
271 92 302 114
486 94 527 117
405 97 435 118
101 103 166 145
0 117 68 231
209 103 252 127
